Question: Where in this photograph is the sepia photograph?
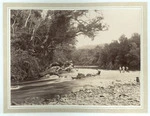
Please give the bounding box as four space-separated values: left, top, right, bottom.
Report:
3 2 148 113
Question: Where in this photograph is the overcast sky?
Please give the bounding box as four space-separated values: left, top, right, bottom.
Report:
76 8 141 48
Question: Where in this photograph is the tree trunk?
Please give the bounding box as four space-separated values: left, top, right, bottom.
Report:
31 28 35 41
11 19 16 37
24 10 31 28
30 19 43 41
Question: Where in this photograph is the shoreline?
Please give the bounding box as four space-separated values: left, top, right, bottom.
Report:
11 82 140 106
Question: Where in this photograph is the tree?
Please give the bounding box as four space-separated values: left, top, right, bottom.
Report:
11 10 108 82
127 33 140 69
71 33 141 70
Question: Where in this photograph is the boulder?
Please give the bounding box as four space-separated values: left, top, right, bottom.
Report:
136 77 140 83
86 74 92 77
76 73 85 79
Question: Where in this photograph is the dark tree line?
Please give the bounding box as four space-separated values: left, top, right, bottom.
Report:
72 33 140 70
11 10 108 82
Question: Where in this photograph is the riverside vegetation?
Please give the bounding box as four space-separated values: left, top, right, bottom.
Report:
11 10 141 106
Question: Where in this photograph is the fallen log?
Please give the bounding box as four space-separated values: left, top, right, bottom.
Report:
40 66 61 77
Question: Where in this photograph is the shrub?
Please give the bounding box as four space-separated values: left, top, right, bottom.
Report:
11 47 41 82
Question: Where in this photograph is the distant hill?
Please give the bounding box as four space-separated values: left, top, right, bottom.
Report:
77 44 104 50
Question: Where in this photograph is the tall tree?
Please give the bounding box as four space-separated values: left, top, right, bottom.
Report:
11 10 108 81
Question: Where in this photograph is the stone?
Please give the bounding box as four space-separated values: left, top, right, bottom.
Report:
136 77 140 83
77 73 85 79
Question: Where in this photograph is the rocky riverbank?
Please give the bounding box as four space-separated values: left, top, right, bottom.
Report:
12 82 140 106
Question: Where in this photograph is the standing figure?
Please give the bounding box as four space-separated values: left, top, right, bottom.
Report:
126 66 129 72
122 66 125 73
119 66 122 73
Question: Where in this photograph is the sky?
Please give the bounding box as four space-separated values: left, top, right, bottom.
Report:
76 8 141 48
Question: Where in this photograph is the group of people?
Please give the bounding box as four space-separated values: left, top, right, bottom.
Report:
119 66 129 73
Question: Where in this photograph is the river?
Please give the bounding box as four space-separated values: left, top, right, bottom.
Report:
11 68 140 104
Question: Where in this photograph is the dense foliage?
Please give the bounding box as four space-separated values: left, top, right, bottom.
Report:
72 33 140 70
11 10 108 82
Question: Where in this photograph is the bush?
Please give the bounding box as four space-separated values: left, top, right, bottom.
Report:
11 47 41 82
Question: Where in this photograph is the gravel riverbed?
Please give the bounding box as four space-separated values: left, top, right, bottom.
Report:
11 69 140 106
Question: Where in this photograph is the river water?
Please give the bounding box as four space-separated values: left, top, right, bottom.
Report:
11 68 140 104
